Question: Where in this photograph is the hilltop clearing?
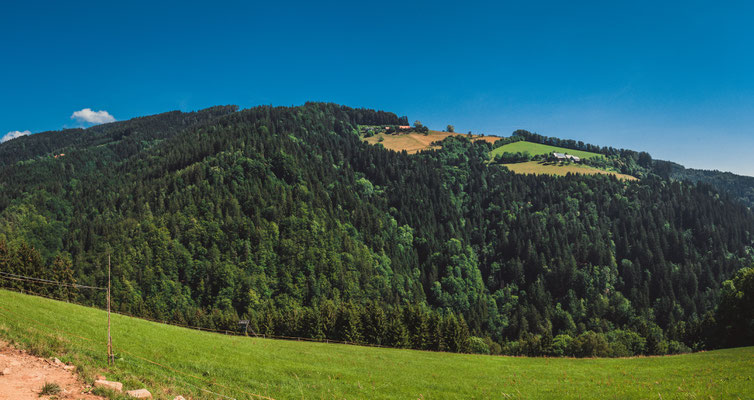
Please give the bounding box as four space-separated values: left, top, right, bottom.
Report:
363 129 499 153
490 140 604 159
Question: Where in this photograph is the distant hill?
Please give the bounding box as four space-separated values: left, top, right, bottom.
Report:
653 160 754 208
1 103 752 358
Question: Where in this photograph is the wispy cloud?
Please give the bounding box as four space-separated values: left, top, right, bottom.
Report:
1 130 31 143
71 108 116 125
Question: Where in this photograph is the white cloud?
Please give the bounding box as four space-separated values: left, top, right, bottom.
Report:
71 108 116 125
1 130 31 143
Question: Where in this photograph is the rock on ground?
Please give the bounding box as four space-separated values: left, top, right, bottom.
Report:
126 388 152 398
94 379 123 392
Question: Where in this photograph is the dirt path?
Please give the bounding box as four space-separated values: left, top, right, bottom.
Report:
0 340 104 400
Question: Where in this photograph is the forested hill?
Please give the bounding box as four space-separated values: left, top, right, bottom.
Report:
653 160 754 208
1 103 753 357
498 130 754 208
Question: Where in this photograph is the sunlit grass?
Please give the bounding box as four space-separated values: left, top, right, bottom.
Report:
502 160 638 180
0 289 751 399
363 130 499 154
490 141 604 159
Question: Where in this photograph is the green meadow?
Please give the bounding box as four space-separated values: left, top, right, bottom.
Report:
491 141 604 159
503 161 638 180
0 289 751 399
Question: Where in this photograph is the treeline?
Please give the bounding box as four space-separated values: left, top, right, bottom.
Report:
2 237 750 357
491 151 536 164
0 106 239 169
0 103 752 358
0 240 83 303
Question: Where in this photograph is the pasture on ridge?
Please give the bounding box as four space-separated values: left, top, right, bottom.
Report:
363 130 500 154
490 141 604 160
0 289 751 399
502 161 638 181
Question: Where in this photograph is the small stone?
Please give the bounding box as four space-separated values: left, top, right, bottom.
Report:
126 388 152 398
1 367 10 376
63 365 76 371
53 357 63 365
94 379 123 392
173 396 186 400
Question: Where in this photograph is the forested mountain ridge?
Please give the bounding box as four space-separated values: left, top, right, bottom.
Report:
1 103 753 356
653 160 754 208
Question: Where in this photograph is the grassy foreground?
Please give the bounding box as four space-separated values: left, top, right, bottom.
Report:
491 141 603 159
0 290 752 399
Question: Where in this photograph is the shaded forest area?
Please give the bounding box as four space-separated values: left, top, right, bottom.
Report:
0 103 752 356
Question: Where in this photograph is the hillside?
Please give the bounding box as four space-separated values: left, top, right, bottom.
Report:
1 290 752 399
0 103 753 358
363 129 499 154
652 160 754 208
490 140 603 160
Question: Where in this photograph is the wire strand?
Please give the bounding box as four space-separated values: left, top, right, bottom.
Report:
0 271 106 290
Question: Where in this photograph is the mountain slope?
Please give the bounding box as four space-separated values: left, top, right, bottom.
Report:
0 103 752 356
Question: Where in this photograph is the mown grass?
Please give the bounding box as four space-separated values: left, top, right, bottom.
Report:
490 141 603 159
502 161 638 181
363 130 499 154
0 289 752 399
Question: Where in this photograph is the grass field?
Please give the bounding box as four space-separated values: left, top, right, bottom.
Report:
363 130 500 154
0 290 752 399
502 161 638 181
490 141 604 160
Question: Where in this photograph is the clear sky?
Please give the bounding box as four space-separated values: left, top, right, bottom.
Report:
2 1 753 176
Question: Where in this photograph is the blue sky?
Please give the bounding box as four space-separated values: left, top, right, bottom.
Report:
2 1 753 176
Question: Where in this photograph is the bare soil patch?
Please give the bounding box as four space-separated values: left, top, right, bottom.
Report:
0 340 104 400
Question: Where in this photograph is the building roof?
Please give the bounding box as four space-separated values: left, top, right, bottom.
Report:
553 152 581 161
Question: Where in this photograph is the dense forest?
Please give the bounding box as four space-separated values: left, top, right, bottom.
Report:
0 103 752 356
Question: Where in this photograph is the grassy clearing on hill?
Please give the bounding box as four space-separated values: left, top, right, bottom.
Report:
502 161 638 181
0 290 751 399
363 130 499 154
491 141 604 159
